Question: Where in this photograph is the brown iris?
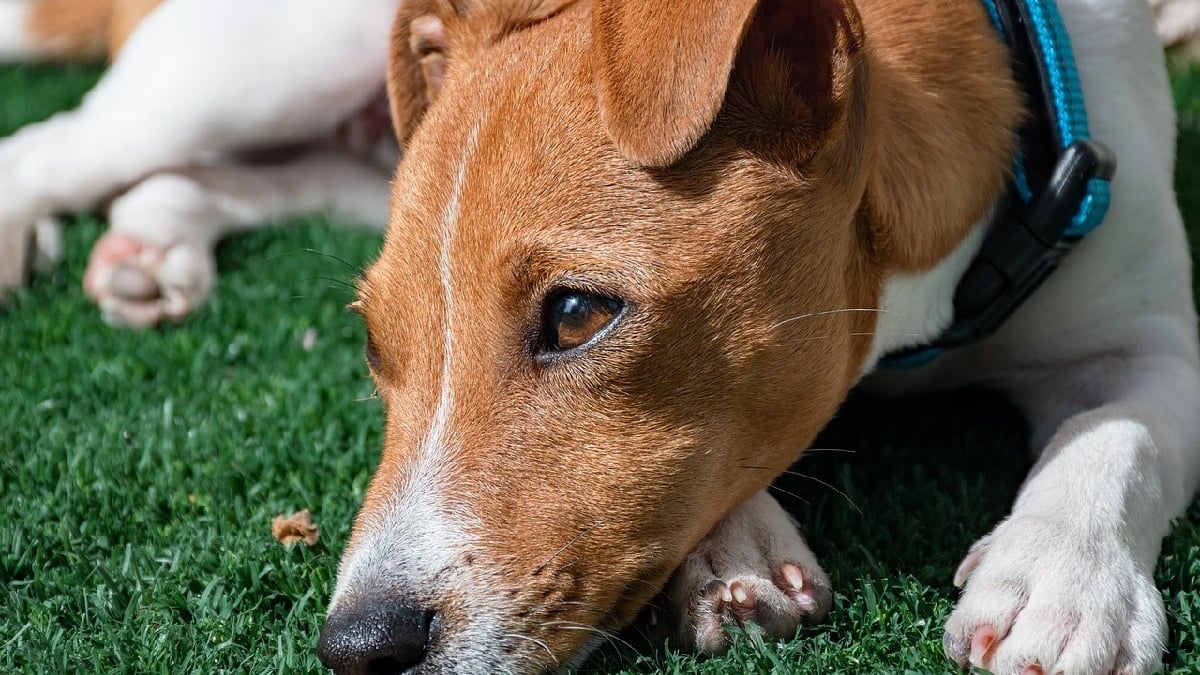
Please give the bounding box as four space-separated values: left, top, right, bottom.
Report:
542 290 624 353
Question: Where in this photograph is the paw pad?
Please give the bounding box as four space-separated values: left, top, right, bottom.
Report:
84 233 214 327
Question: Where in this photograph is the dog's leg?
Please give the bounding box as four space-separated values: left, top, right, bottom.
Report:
83 150 390 327
0 0 396 296
667 490 833 653
943 331 1200 674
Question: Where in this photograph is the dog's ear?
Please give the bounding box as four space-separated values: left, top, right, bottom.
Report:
592 0 863 167
388 7 449 144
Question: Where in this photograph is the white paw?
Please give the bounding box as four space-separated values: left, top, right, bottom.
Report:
0 122 70 297
0 181 46 296
944 516 1165 675
0 215 34 296
667 491 832 653
83 232 215 328
0 215 60 296
83 174 223 327
32 217 64 274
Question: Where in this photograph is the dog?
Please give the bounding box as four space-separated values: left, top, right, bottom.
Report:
1 1 1197 674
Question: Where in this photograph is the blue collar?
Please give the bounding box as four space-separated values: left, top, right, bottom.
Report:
881 0 1115 368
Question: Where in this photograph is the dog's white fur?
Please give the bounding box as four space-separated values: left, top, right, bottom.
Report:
1 0 1197 672
0 1 36 62
330 121 482 619
1151 0 1200 48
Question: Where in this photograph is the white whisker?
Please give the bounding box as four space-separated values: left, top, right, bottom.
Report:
770 307 888 330
775 330 923 344
542 620 637 654
778 469 862 515
504 632 556 663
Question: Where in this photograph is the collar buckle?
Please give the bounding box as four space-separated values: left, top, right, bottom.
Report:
882 139 1114 367
937 139 1115 348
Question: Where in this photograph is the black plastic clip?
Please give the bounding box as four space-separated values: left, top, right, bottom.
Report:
883 139 1115 363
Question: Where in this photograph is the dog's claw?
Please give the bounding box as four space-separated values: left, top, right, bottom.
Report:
32 217 64 274
668 493 833 653
969 625 998 667
954 546 985 588
728 580 757 620
703 579 733 613
775 562 831 615
780 562 805 590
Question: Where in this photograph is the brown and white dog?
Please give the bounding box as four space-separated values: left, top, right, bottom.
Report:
2 1 1199 674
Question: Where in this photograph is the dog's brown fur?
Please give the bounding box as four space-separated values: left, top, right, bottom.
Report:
858 0 1021 270
345 0 1022 663
26 0 162 60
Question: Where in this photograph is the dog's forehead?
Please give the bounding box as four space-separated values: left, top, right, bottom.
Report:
360 0 811 329
357 16 600 338
365 11 666 297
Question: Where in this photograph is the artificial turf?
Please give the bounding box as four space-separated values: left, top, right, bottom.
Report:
1 60 1199 675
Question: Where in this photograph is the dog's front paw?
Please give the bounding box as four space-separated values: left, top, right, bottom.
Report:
667 491 832 653
84 232 215 328
944 516 1165 675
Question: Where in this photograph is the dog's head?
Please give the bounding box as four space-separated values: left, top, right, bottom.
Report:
319 0 1015 671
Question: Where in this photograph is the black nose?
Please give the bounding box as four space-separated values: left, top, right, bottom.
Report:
317 601 436 675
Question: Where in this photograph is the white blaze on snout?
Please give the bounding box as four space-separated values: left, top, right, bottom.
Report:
330 123 483 611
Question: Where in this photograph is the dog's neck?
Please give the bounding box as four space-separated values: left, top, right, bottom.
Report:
858 0 1024 274
844 0 1027 365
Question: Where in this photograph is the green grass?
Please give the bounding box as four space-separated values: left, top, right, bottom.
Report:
1 62 1199 674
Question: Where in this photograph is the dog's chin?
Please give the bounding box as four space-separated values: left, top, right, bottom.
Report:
410 634 602 675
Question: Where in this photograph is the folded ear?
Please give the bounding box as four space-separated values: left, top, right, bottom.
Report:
592 0 863 167
387 4 449 144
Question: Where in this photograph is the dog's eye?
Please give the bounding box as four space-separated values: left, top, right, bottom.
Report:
364 337 383 371
541 290 624 355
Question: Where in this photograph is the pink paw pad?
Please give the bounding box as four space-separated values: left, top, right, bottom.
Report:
83 232 212 328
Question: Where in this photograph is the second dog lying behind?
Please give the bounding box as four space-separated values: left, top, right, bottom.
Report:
0 0 400 326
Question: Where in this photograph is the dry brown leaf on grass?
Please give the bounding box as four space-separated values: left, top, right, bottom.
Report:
272 509 320 547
